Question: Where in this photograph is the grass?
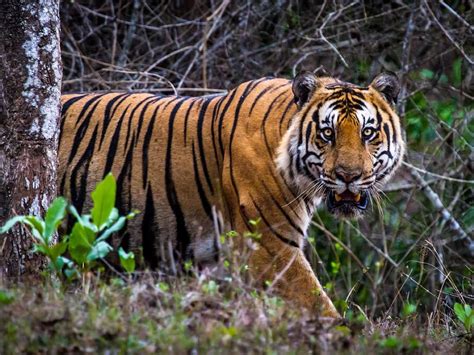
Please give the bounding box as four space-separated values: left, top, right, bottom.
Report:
0 271 471 354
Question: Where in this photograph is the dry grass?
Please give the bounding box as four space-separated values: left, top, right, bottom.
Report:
0 272 470 354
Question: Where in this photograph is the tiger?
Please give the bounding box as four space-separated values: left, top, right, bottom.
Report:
59 72 404 318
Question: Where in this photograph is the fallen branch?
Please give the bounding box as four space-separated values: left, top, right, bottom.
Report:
406 163 474 254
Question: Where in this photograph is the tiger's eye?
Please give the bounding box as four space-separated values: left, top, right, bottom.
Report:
362 127 376 140
322 128 334 140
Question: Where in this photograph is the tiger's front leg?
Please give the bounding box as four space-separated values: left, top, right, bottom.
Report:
228 195 340 318
248 232 340 318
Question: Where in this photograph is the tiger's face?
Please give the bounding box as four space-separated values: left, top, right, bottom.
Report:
277 72 405 218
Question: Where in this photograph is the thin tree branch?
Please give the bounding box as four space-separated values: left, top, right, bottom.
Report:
407 164 474 254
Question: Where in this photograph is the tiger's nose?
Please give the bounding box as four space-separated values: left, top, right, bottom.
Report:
335 166 362 183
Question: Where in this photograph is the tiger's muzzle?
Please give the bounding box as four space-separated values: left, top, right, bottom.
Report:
326 189 369 218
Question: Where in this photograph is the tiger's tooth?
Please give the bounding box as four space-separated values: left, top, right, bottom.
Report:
335 193 342 202
354 193 361 202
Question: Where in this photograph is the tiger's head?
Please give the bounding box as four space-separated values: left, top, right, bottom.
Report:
277 72 405 218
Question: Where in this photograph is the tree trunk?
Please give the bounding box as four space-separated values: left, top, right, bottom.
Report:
0 1 62 278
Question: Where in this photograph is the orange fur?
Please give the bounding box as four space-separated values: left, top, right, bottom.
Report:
59 74 403 317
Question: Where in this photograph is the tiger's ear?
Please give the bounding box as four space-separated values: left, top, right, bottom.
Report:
369 72 400 104
292 71 319 108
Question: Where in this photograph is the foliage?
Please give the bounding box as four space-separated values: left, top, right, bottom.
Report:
0 174 138 280
454 302 474 334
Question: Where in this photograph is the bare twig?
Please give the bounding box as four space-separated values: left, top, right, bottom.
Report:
423 0 474 65
397 7 416 117
402 161 474 184
117 0 141 68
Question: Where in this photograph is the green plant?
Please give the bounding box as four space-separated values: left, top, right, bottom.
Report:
0 196 71 277
0 173 137 280
454 302 474 334
243 218 262 240
0 290 15 305
401 302 417 318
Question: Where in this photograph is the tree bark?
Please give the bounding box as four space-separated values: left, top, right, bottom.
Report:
0 1 62 278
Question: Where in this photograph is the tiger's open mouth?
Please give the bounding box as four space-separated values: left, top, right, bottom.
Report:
326 190 369 217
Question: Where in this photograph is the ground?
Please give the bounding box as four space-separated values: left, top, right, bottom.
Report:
0 272 471 354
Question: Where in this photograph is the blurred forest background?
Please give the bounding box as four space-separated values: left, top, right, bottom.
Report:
60 0 473 315
1 0 472 353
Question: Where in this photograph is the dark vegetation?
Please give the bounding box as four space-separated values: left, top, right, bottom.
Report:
1 0 473 353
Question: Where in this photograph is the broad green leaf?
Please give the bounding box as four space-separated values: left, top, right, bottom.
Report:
69 206 97 233
119 247 135 273
454 303 467 323
96 216 126 243
106 207 119 227
465 314 473 332
44 197 68 242
464 304 472 318
23 216 46 243
69 222 95 264
87 241 112 261
91 174 116 230
0 216 27 234
0 215 45 243
68 205 82 222
48 238 69 261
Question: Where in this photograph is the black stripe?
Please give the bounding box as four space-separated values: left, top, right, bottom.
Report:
98 93 130 150
209 96 222 171
142 184 158 268
304 121 313 152
74 93 109 129
260 89 288 130
124 96 156 150
228 81 257 199
196 98 214 194
116 131 137 249
217 89 238 156
164 98 191 261
261 90 288 159
183 98 198 145
70 125 99 214
142 104 162 189
67 99 102 165
260 181 305 236
270 169 303 224
61 94 89 116
217 78 267 156
135 97 162 147
278 97 295 136
250 195 300 248
103 105 131 177
192 142 212 219
59 94 90 147
383 123 393 158
248 85 273 115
